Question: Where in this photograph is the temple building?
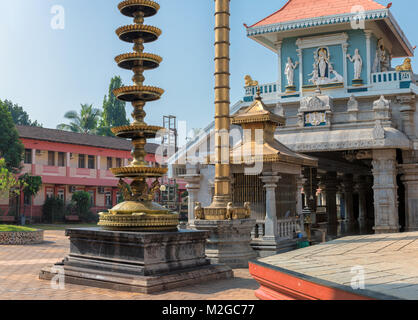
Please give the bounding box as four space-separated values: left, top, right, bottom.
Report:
168 0 418 246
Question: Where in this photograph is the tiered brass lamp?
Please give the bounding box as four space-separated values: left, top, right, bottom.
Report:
98 0 179 231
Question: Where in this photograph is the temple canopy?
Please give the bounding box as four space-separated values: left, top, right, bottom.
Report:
231 92 318 167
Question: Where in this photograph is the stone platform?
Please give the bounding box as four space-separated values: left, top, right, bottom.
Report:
39 228 232 294
249 232 418 300
193 219 257 268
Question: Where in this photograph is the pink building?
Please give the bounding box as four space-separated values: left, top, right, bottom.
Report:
0 126 161 222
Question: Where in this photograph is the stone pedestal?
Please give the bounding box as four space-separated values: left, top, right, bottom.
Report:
193 219 256 268
372 149 400 234
39 228 232 294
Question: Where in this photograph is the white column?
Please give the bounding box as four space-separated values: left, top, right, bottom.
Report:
372 149 399 234
296 48 303 95
342 43 349 88
276 41 283 94
96 155 101 170
31 149 37 175
183 174 201 226
365 30 373 85
260 172 281 241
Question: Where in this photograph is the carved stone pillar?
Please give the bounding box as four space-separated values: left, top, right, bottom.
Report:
303 167 318 213
397 95 416 140
342 173 355 224
296 175 305 218
372 149 400 234
260 173 281 241
183 173 201 226
322 172 338 237
400 164 418 231
355 176 368 224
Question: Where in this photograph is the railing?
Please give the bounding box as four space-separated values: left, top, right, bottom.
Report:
244 82 279 102
371 71 413 90
251 216 303 240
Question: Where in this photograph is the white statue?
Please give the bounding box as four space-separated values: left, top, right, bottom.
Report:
317 48 330 78
347 49 363 80
284 57 299 87
308 63 319 85
373 39 390 72
330 69 344 83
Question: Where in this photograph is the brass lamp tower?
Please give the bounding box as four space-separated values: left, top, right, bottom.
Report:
98 0 179 231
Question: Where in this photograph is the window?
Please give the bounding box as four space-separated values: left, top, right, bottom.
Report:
46 188 54 199
116 192 123 204
88 155 95 169
24 149 32 164
105 192 112 207
87 190 95 206
78 154 86 168
48 151 55 166
116 158 122 168
57 189 65 201
24 193 31 205
58 152 65 167
107 157 113 170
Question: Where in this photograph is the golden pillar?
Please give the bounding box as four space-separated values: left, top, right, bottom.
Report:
197 0 250 220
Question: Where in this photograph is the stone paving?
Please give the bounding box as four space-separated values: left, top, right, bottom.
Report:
258 232 418 300
0 230 258 300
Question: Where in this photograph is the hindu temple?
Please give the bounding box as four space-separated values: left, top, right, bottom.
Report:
169 0 418 255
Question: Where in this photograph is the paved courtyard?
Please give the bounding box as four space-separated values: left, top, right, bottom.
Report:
0 230 258 300
257 232 418 300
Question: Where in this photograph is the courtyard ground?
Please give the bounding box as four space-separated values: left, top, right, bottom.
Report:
0 230 258 300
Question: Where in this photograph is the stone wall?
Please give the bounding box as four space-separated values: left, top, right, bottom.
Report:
0 230 44 245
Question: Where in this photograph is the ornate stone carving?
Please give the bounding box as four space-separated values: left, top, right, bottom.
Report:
373 95 391 122
373 120 385 140
284 57 299 88
194 202 204 220
372 39 390 72
347 49 363 80
347 95 359 112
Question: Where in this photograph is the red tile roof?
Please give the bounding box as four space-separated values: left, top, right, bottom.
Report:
250 0 386 28
16 125 160 154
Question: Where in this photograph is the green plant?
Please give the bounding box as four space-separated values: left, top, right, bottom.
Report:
18 174 42 218
42 197 65 223
0 158 21 199
71 191 96 222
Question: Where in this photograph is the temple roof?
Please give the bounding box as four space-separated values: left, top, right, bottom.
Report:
250 0 386 28
232 92 285 125
231 94 317 167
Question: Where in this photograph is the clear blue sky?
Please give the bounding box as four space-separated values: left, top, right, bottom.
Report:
0 0 414 142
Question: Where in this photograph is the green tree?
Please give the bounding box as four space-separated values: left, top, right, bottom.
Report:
99 76 129 136
0 99 42 127
72 191 96 222
0 102 24 171
57 104 102 134
19 174 42 219
0 159 21 199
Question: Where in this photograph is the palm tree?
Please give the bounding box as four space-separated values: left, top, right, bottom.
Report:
57 104 102 134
